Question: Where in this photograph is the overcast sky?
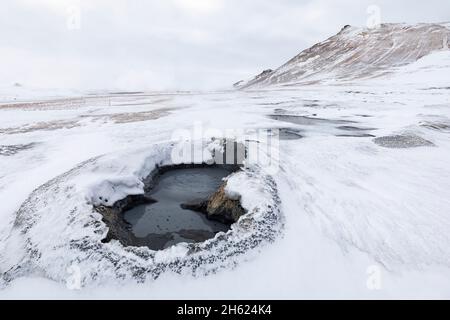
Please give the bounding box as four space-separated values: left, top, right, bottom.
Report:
1 0 449 91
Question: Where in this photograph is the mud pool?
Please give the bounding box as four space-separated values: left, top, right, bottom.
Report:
123 167 233 250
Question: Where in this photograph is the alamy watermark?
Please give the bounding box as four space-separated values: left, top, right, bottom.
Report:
66 264 82 290
170 122 280 174
66 4 81 31
366 5 382 29
366 265 382 290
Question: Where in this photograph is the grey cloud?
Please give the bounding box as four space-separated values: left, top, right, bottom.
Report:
0 0 449 91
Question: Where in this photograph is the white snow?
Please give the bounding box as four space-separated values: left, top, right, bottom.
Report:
366 50 450 88
1 25 450 299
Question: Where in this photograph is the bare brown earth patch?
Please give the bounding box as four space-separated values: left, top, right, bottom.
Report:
0 94 173 111
0 107 174 134
0 120 81 134
92 108 173 124
0 98 88 111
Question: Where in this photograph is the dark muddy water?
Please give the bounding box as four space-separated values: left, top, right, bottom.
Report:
123 167 232 250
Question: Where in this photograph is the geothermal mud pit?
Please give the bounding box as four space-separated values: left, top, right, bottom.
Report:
97 164 245 251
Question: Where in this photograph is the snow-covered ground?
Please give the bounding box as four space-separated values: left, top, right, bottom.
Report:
1 50 450 299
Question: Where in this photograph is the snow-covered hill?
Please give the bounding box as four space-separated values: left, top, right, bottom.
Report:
239 23 450 88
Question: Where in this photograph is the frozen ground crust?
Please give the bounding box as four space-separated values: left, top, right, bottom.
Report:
373 134 435 148
0 141 283 286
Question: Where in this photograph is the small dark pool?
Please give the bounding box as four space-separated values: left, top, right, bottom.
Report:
123 167 232 250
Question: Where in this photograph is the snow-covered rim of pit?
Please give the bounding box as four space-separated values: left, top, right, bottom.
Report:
0 140 283 287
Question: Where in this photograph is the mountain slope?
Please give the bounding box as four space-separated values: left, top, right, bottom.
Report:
239 23 450 88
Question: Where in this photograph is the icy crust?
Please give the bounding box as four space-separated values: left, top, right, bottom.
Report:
0 142 283 287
